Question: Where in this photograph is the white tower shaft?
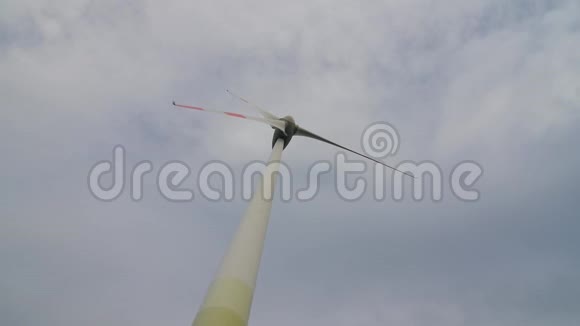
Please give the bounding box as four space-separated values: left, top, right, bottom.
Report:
193 139 285 326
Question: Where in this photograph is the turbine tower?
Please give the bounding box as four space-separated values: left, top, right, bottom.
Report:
193 139 284 326
172 90 413 326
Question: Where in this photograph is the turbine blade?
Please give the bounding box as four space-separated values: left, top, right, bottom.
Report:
172 101 286 132
295 127 415 178
226 89 280 120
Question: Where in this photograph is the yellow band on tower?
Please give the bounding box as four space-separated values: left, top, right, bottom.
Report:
193 278 254 326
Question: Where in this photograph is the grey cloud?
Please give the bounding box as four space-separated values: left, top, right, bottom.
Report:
1 1 579 325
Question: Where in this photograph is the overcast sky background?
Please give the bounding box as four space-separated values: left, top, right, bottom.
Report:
1 0 580 325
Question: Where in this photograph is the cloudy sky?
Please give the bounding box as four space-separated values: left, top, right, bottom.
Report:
1 0 580 325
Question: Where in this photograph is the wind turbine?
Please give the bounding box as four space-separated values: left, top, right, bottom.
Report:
173 91 413 326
